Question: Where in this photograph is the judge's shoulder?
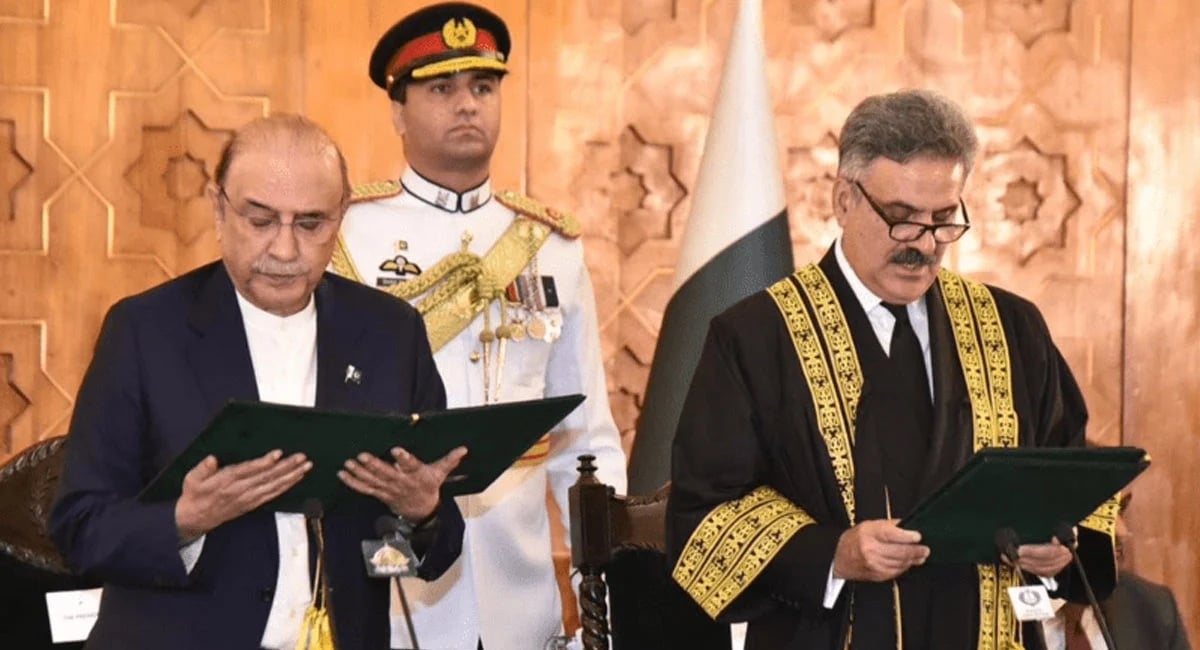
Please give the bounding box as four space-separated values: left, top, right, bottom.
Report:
705 286 790 345
970 278 1052 338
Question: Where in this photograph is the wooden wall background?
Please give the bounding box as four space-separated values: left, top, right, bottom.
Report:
1 0 1196 640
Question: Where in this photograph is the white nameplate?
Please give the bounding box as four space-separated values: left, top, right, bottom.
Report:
45 588 102 643
1007 585 1055 621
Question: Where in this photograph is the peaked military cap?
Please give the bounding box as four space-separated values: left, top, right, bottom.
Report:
369 2 511 91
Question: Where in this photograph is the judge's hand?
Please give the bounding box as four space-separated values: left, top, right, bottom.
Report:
339 446 467 522
175 450 311 542
1011 539 1072 578
833 519 930 582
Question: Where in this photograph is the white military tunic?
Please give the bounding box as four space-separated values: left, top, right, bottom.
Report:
336 168 627 650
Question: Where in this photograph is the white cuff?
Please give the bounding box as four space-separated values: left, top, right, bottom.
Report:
179 535 205 574
823 563 846 609
1039 575 1058 592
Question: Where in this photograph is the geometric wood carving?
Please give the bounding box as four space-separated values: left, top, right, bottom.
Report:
620 0 675 36
786 131 839 219
0 119 33 221
123 110 232 244
789 0 874 41
975 138 1080 264
613 126 686 257
0 353 32 455
986 0 1072 47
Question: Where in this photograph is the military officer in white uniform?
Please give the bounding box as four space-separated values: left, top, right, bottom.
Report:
332 3 627 649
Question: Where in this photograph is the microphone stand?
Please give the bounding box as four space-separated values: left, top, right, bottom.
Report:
994 527 1026 585
394 572 420 650
376 516 420 650
1054 524 1117 650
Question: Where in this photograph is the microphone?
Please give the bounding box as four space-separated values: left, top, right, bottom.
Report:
303 498 324 521
1053 523 1117 649
375 515 402 539
994 527 1021 567
302 499 326 560
376 516 420 650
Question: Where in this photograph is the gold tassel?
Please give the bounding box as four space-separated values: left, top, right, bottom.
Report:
296 516 337 650
296 606 335 650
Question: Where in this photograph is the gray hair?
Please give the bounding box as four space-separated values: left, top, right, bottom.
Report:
214 113 351 207
837 89 978 182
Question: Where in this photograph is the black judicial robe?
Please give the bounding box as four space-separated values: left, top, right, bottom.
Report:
666 248 1115 650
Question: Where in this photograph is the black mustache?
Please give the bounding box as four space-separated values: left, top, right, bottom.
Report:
890 248 936 266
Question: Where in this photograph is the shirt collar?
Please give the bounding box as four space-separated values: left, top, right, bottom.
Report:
835 238 886 314
234 290 316 334
833 238 930 315
400 166 492 214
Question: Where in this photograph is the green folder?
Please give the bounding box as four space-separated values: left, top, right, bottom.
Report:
899 447 1149 564
139 394 585 512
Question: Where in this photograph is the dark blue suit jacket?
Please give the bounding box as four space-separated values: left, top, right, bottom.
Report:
49 262 464 650
1103 571 1192 650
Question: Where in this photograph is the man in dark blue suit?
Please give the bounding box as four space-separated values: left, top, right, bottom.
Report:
49 114 466 649
1042 490 1192 649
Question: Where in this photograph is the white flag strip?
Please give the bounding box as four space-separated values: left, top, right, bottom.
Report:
672 0 787 291
628 0 793 496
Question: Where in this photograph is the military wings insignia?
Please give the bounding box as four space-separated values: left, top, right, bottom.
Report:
379 254 422 277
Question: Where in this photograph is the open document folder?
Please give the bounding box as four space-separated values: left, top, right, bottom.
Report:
899 446 1149 563
139 394 585 512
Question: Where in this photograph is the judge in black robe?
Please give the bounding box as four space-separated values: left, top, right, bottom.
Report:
666 246 1114 650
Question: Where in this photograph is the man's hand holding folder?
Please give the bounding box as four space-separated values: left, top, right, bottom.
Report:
340 446 467 521
141 394 585 514
175 450 312 542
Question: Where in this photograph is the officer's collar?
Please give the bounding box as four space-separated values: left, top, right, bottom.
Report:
400 167 492 214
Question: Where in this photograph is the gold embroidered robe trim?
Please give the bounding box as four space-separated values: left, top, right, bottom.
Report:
672 265 1087 647
672 268 862 623
671 486 817 619
1079 492 1123 584
936 270 1023 650
768 270 859 523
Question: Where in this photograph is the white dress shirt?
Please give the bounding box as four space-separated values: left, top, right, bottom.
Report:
179 291 317 649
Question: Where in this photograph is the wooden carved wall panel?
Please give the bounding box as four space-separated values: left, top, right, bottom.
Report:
0 353 30 452
529 0 1128 454
0 0 44 21
523 0 1148 627
89 77 262 274
114 0 270 54
939 0 1131 446
0 119 32 221
1126 0 1200 638
528 0 1130 453
0 0 302 462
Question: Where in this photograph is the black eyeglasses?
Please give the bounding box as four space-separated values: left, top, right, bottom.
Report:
853 180 971 244
217 187 341 245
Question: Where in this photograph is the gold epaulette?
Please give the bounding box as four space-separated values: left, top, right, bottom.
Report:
350 179 402 204
494 190 581 239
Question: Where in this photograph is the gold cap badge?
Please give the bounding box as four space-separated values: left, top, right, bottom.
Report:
442 17 478 49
